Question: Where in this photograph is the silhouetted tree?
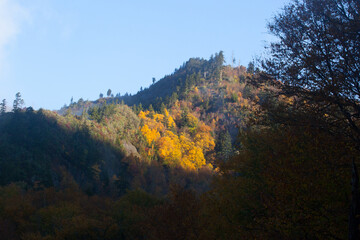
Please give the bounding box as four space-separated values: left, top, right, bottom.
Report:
99 93 104 98
107 89 112 97
264 0 360 145
0 99 6 115
247 61 255 74
78 98 84 105
13 92 24 112
264 0 360 237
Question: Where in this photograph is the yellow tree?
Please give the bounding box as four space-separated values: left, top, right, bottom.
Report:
141 124 160 145
157 131 182 167
193 123 215 153
180 135 206 170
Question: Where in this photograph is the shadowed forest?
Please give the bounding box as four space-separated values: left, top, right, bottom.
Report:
0 0 360 239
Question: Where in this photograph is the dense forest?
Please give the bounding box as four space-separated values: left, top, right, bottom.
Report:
1 0 360 239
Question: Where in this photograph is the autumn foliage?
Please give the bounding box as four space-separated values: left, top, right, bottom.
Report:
139 108 214 170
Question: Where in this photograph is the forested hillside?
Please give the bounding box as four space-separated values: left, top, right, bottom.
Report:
60 51 265 147
1 50 264 194
0 51 274 238
1 0 359 238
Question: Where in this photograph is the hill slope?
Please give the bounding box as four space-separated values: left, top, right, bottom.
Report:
1 52 267 196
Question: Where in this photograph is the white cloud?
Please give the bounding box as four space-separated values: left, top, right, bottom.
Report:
0 0 28 67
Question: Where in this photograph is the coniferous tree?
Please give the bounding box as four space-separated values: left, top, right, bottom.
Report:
215 51 224 67
247 61 255 74
81 108 88 120
138 103 143 112
160 102 166 115
0 99 6 115
107 89 112 97
77 98 84 105
13 92 24 112
180 108 189 127
132 105 137 114
148 104 154 118
217 129 233 161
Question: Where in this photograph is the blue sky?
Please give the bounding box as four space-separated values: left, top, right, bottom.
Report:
0 0 289 110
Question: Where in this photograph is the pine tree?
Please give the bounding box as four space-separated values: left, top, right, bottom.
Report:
132 105 137 114
81 108 88 120
217 130 233 161
0 99 6 115
13 92 24 112
138 103 143 112
160 103 166 115
148 104 154 118
247 61 255 74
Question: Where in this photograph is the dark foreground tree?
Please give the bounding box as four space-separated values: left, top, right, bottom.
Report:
263 0 360 238
203 125 353 239
264 0 360 144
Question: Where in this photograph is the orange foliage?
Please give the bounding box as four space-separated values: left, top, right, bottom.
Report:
153 113 164 122
157 131 182 166
167 115 176 129
194 123 215 152
139 109 213 170
138 110 148 120
141 124 160 145
180 135 206 170
162 108 176 129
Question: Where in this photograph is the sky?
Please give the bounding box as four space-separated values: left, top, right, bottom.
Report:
0 0 290 110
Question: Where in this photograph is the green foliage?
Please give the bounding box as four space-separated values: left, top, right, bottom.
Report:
215 129 233 161
118 51 224 108
0 110 102 188
88 104 116 123
230 92 238 102
148 104 154 118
